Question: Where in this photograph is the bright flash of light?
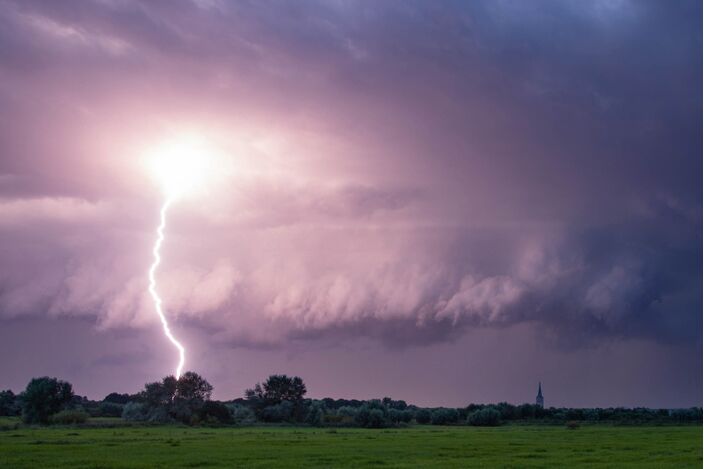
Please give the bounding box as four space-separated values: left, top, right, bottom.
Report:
147 136 215 199
148 196 185 379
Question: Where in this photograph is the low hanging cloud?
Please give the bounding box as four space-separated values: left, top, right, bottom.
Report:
0 0 699 352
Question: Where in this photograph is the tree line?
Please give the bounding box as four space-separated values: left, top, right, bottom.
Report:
1 373 701 427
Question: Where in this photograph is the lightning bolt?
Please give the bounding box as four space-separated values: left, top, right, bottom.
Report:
148 196 186 379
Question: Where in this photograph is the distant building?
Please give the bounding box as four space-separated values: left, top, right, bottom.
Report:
536 382 544 408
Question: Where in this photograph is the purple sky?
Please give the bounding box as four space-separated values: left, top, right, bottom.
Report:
0 0 700 408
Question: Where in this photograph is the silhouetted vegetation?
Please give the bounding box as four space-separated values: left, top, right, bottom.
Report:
1 374 701 428
21 377 74 424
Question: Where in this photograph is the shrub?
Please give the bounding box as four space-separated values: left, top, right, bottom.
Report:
431 408 459 425
415 408 431 424
122 402 148 422
49 410 88 425
366 409 386 428
103 393 132 405
334 406 357 425
337 406 358 418
147 406 172 424
99 402 124 418
200 401 233 425
468 408 501 427
399 410 414 423
260 401 294 423
228 404 256 424
306 402 324 426
0 390 19 416
355 404 388 428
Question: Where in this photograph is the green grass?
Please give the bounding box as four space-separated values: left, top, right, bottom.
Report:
0 423 700 468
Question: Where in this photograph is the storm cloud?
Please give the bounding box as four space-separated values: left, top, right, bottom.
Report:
0 0 700 405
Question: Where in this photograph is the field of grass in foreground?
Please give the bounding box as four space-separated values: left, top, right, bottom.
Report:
0 422 700 468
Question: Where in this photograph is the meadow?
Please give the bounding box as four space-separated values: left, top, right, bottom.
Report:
0 419 700 468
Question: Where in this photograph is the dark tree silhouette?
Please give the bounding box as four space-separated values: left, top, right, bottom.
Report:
0 390 18 416
245 375 307 405
103 392 131 405
176 371 213 403
245 375 307 421
21 377 74 424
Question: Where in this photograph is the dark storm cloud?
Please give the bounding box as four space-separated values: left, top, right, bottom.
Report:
0 0 699 405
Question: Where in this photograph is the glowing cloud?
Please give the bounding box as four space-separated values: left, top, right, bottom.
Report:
147 135 216 199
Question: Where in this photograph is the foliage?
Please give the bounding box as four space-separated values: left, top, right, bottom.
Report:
200 401 232 425
306 401 324 426
355 401 388 428
388 408 413 424
245 375 307 422
260 401 294 423
245 375 306 404
11 372 702 429
176 371 213 402
122 402 147 422
431 408 460 425
227 404 256 424
21 377 74 424
103 392 132 405
415 408 431 424
0 390 19 416
468 407 501 427
137 372 214 425
98 402 124 418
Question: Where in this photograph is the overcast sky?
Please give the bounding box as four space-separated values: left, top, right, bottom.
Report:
0 0 700 407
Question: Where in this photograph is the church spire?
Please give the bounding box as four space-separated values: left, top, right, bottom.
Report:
536 382 544 408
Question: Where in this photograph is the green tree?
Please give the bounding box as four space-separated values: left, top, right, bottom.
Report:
0 390 18 416
103 392 131 405
138 372 213 425
468 407 501 426
245 375 307 421
21 377 74 424
261 375 306 403
176 371 213 402
415 408 431 424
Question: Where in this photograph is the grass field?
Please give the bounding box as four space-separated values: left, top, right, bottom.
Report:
0 419 700 468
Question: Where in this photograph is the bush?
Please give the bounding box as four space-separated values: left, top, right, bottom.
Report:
0 390 19 416
468 408 501 427
431 408 459 425
355 404 388 428
147 406 172 424
228 404 256 424
103 393 132 405
49 410 88 425
367 409 386 428
305 402 324 426
415 408 431 424
99 402 124 418
200 401 233 425
122 402 147 422
260 401 294 423
337 406 358 418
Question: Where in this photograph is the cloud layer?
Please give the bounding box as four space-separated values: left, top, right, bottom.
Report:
0 0 700 398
